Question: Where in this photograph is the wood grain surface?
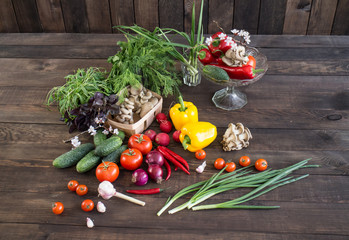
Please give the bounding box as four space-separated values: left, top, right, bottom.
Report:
0 34 348 240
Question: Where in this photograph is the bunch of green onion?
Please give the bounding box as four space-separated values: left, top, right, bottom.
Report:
157 159 318 216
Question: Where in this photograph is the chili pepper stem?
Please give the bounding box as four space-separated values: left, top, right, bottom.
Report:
114 192 146 206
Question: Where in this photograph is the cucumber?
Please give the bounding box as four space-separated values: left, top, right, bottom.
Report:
115 130 125 141
94 129 107 146
53 143 94 168
203 65 230 82
101 144 128 163
76 150 101 173
95 136 123 157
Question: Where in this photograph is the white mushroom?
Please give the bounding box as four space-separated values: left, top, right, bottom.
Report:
221 123 252 151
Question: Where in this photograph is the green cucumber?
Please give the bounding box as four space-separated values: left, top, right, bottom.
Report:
115 130 125 141
76 150 101 173
101 144 128 163
53 143 95 168
94 129 107 146
95 136 123 157
203 65 230 82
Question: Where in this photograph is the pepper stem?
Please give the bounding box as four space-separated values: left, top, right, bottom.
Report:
178 95 187 112
253 69 264 74
182 135 191 150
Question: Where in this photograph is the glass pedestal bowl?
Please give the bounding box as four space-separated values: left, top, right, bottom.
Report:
198 47 268 110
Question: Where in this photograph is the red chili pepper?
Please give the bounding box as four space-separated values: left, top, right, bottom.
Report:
209 64 264 80
163 159 171 181
212 56 226 66
126 188 164 195
158 146 189 170
198 49 215 65
156 146 190 175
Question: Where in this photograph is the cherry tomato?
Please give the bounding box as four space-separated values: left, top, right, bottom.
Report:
67 180 79 191
239 156 251 167
76 184 88 196
96 161 119 183
225 162 236 172
81 199 94 212
195 149 206 160
255 159 268 171
128 134 152 155
52 202 64 215
120 148 143 170
214 158 225 170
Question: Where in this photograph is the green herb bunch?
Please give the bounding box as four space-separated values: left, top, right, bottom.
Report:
107 35 181 100
46 67 111 117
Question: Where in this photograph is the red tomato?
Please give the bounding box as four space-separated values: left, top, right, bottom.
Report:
76 184 88 196
96 161 120 183
239 156 251 167
52 202 64 215
225 162 236 172
81 199 94 212
120 148 143 170
128 134 152 155
255 159 268 171
195 149 206 160
67 180 79 191
214 158 225 170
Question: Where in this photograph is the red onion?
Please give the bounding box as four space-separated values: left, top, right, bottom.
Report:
144 129 157 141
132 169 148 186
146 150 165 167
148 164 163 184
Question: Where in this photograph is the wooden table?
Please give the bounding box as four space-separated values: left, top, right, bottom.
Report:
0 34 348 239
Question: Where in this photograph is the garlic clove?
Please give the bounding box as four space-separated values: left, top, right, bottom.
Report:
196 161 207 174
86 217 94 228
97 201 106 213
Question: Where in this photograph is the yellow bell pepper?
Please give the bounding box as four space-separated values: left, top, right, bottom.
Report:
179 121 217 152
170 95 198 131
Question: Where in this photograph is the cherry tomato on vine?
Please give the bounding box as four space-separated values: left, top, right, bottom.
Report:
120 148 143 170
76 184 88 196
195 149 206 160
52 202 64 215
225 162 236 172
96 161 119 182
81 199 94 212
214 158 226 170
239 156 251 167
255 159 268 171
128 134 152 155
67 180 79 191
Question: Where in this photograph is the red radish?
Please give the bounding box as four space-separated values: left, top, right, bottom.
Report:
148 164 163 184
144 129 157 141
160 120 172 133
155 133 170 146
156 113 167 123
172 130 181 143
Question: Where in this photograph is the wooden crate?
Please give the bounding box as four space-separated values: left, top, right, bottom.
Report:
106 92 163 136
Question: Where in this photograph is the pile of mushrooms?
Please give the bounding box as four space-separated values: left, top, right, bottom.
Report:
114 85 159 124
222 45 249 67
221 123 252 151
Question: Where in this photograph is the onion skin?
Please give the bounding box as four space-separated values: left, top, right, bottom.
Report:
132 169 149 186
148 164 163 184
146 150 165 167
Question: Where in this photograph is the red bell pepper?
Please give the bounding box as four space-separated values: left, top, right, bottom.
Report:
209 64 264 80
198 49 215 64
218 39 234 53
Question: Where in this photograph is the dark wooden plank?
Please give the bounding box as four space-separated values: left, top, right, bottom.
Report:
11 0 42 32
208 0 234 34
109 0 135 33
307 0 338 35
159 0 184 31
233 0 260 34
36 0 65 33
60 0 89 33
0 0 19 32
85 0 112 33
331 0 349 35
134 0 159 30
1 223 348 240
283 0 312 35
184 0 209 34
258 0 287 34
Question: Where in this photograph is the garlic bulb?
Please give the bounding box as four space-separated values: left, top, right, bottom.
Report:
86 217 94 228
97 201 106 213
98 181 116 200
